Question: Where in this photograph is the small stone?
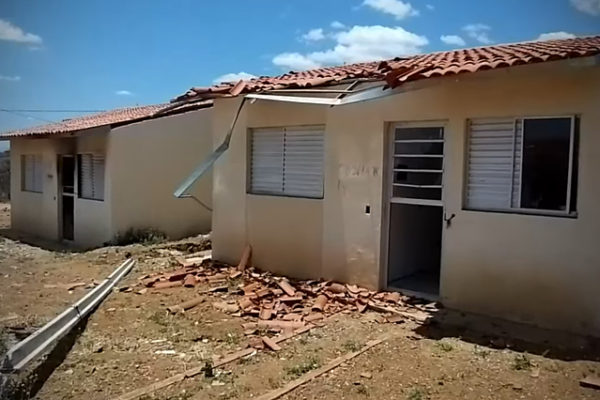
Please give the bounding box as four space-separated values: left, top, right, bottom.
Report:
360 372 372 379
530 369 540 378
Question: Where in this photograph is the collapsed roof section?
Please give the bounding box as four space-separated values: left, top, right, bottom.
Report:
0 100 213 139
174 36 600 104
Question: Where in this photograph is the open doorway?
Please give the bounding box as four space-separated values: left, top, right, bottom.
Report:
58 155 75 241
388 204 442 295
386 124 445 298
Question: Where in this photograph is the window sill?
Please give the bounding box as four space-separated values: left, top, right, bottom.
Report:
22 190 43 194
78 197 105 202
247 192 323 200
463 207 578 219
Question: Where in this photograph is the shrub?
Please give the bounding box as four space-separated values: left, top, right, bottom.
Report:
110 227 167 246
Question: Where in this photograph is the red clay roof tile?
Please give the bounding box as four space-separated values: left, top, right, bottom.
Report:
0 101 212 138
174 36 600 103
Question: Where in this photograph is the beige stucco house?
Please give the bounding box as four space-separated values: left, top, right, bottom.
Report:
1 102 213 248
175 36 600 336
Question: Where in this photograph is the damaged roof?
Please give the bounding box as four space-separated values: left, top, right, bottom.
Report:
0 100 212 139
175 36 600 103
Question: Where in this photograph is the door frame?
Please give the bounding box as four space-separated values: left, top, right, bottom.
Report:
379 120 448 295
57 154 76 241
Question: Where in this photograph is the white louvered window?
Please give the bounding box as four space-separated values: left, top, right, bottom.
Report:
21 154 43 193
466 116 577 215
78 154 105 201
250 126 324 198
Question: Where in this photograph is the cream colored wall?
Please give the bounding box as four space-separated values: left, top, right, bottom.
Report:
74 130 111 248
10 128 111 248
10 138 67 241
212 99 326 280
108 108 212 241
213 59 600 336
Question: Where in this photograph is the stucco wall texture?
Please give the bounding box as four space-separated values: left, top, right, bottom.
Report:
10 108 213 248
211 59 600 336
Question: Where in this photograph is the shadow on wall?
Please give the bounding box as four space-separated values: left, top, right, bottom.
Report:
412 303 600 363
0 150 9 202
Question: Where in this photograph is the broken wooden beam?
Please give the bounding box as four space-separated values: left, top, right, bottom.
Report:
367 302 430 323
115 322 321 400
262 336 282 351
237 244 252 271
580 376 600 390
253 336 388 400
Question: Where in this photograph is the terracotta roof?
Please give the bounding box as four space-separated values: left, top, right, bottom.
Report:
174 36 600 103
0 101 212 138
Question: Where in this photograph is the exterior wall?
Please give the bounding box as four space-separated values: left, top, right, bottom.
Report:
108 108 212 241
74 130 111 247
212 99 327 280
9 127 111 247
10 137 67 241
212 59 600 336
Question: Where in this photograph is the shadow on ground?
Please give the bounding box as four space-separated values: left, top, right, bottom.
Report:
0 316 90 400
0 228 84 253
413 306 600 363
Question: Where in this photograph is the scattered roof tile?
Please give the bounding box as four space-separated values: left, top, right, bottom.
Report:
0 100 212 139
174 36 600 103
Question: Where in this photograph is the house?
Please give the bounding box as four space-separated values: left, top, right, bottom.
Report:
173 36 600 336
0 101 213 248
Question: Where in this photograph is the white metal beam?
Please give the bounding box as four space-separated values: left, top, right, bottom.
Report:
1 258 135 373
246 84 415 107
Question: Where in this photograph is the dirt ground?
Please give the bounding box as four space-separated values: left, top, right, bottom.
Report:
0 204 10 230
0 210 599 399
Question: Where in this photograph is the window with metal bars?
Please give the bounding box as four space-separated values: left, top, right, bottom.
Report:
78 154 105 201
465 116 578 216
21 154 43 193
249 126 324 199
391 126 444 204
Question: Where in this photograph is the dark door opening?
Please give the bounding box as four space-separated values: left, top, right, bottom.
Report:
386 124 445 297
59 155 75 241
387 204 442 296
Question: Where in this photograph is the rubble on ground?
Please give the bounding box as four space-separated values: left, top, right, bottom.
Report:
135 252 438 339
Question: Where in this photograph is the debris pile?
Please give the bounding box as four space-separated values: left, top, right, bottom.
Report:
136 251 436 331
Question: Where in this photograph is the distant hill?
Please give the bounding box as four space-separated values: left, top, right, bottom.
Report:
0 151 9 201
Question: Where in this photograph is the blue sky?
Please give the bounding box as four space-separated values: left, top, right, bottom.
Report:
0 0 598 149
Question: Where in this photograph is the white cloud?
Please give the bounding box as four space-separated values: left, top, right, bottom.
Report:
115 90 133 96
363 0 419 19
0 19 42 45
331 21 346 29
570 0 600 15
273 25 428 70
426 4 435 10
440 35 466 47
302 28 326 42
536 31 577 41
212 71 257 84
0 75 21 82
273 53 321 70
462 23 493 44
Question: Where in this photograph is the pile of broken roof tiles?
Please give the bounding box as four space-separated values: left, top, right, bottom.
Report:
136 253 435 338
